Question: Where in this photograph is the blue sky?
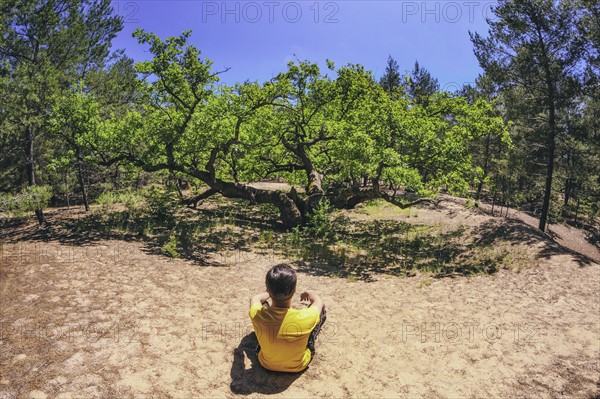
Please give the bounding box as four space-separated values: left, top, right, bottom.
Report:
110 1 497 90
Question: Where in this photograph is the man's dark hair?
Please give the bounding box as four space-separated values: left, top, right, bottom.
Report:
266 263 297 301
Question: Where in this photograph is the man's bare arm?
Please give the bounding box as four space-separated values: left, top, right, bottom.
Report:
300 290 324 313
250 291 270 307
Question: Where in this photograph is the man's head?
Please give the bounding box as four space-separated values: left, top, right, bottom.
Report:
265 263 297 302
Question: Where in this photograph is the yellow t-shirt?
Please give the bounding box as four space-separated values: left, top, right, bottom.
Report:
249 303 321 372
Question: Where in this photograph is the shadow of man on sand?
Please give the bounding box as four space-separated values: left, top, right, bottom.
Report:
230 332 305 395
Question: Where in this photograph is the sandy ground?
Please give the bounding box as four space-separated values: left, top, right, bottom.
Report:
0 200 599 398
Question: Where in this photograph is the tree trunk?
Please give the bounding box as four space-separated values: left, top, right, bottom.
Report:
119 154 305 228
213 179 304 228
112 164 120 190
563 178 571 207
539 99 556 232
305 169 324 216
66 174 70 209
76 148 89 211
285 142 324 217
475 181 484 207
538 32 557 233
475 134 492 207
330 186 378 209
25 127 46 225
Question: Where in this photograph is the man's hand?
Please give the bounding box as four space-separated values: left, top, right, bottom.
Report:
300 290 324 312
250 291 270 307
300 291 313 302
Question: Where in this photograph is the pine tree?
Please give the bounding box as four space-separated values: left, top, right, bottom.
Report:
470 0 586 231
406 61 439 106
0 0 122 224
379 55 402 99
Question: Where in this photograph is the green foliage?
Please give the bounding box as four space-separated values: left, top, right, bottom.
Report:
405 61 439 106
0 186 52 217
279 226 306 257
98 30 509 229
0 0 123 193
95 188 147 208
379 55 402 98
306 199 337 241
259 230 275 247
144 187 178 228
96 191 119 208
470 0 590 230
161 233 181 258
361 199 415 218
1 0 595 236
50 85 102 145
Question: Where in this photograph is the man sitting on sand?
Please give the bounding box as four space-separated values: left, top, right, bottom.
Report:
249 263 326 372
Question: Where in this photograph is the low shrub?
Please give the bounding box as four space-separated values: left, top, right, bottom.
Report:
0 185 52 217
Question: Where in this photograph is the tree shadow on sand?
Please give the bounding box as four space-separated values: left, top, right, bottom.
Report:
2 202 280 266
230 332 305 395
472 219 597 267
289 220 473 281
